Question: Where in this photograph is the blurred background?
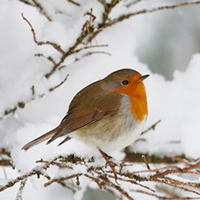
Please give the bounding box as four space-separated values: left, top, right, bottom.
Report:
132 0 200 80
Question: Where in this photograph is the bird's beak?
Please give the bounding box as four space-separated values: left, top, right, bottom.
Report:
137 74 150 82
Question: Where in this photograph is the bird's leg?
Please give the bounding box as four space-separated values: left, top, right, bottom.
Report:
98 148 112 160
97 148 118 183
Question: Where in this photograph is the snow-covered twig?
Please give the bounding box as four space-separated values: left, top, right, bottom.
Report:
15 179 27 200
0 73 71 120
22 13 64 55
0 169 51 192
109 1 200 26
31 0 52 21
1 154 200 199
68 0 80 7
131 189 200 200
141 119 161 135
88 1 200 40
49 74 69 91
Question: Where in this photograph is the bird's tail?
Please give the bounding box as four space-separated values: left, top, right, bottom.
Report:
21 126 59 151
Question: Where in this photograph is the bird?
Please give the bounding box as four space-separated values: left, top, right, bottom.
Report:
22 68 149 180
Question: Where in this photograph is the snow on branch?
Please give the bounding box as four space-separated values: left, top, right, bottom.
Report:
0 74 69 120
107 1 200 26
21 13 65 55
20 0 52 21
21 10 109 79
88 0 200 40
1 154 200 199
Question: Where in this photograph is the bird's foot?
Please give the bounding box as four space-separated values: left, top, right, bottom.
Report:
98 148 119 184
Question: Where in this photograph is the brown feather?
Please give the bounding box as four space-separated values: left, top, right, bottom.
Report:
47 82 122 144
21 126 59 150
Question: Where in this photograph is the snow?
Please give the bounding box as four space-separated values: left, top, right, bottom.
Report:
133 53 200 159
1 0 200 200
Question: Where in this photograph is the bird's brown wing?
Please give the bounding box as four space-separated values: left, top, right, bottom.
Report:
47 83 122 144
22 81 122 150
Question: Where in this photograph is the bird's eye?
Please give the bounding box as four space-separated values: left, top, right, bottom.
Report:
121 80 129 86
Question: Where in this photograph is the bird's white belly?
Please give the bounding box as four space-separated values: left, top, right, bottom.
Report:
70 118 146 152
96 119 146 151
69 94 147 152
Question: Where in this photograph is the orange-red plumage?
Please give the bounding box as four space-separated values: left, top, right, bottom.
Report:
108 73 148 122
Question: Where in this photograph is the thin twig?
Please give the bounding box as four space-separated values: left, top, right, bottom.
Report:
132 189 200 199
15 179 27 200
71 44 108 54
88 1 200 42
68 0 80 6
126 0 143 8
107 180 134 200
36 157 72 169
19 0 35 6
45 9 96 78
83 51 112 57
35 54 56 65
152 178 200 196
44 173 82 187
142 155 151 169
0 170 50 192
172 157 191 166
0 160 12 167
49 74 69 92
21 13 65 55
141 120 161 135
32 0 52 21
108 1 200 26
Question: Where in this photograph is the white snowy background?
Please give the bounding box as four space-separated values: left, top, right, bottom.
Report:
1 0 200 199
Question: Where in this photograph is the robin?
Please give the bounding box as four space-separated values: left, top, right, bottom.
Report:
22 68 149 180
